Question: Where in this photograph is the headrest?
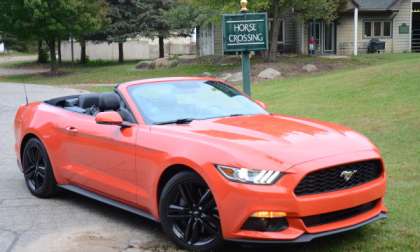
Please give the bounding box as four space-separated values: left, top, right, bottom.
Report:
99 93 121 111
79 94 100 109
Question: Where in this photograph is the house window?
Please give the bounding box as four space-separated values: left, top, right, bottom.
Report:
278 20 284 43
363 20 393 38
383 21 391 37
268 19 285 44
364 22 372 37
374 22 382 36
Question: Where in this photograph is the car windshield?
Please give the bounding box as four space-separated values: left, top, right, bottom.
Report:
128 80 268 125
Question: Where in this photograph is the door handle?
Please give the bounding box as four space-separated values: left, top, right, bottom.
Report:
65 126 78 133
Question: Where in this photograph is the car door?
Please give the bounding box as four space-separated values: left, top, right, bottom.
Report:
58 113 138 205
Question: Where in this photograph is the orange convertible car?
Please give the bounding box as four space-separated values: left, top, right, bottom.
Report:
14 77 387 251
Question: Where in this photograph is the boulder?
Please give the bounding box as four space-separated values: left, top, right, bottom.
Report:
219 73 233 80
135 61 153 69
258 68 282 79
227 72 243 82
153 58 179 69
302 64 318 72
201 72 213 77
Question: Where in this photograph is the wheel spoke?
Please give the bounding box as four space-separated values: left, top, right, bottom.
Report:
37 170 46 179
34 149 41 167
197 189 211 207
202 220 218 234
24 149 35 165
183 217 193 242
167 214 191 220
34 173 41 189
189 220 200 244
206 215 220 229
202 197 216 211
179 184 194 206
37 166 46 176
24 165 36 177
169 204 187 212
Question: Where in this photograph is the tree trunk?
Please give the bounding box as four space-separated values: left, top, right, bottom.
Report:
80 38 87 64
71 37 74 64
118 42 124 63
196 26 201 56
158 36 165 58
47 39 57 72
37 40 48 63
57 39 62 64
37 40 42 63
268 0 281 62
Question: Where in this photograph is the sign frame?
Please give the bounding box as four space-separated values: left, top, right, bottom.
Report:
222 12 269 53
399 23 410 34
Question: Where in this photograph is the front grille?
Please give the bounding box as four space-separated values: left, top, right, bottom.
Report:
295 160 382 196
302 200 379 227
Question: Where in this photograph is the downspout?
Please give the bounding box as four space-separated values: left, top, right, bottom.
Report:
354 7 359 56
390 12 398 53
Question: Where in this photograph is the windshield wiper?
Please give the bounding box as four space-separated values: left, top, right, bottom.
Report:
154 118 195 125
229 114 246 117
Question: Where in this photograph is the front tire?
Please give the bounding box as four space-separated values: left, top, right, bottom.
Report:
159 171 223 251
21 138 58 198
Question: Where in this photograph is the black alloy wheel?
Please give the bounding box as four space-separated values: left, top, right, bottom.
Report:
159 171 223 251
22 138 57 198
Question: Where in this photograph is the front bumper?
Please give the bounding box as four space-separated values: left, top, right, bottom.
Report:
205 150 387 241
228 212 387 244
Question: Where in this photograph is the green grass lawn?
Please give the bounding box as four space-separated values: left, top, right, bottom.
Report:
0 60 236 85
251 54 420 251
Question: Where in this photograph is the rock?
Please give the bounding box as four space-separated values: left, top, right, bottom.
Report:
168 59 179 68
135 61 153 69
302 64 318 72
227 72 243 82
219 73 233 80
258 68 282 79
152 58 179 69
201 72 213 77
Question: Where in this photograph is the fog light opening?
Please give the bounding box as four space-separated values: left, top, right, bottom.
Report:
242 212 288 232
251 211 287 218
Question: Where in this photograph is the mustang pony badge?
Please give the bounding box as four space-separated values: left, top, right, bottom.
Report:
340 170 358 182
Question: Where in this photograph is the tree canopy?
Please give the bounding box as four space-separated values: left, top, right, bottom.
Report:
186 0 344 60
0 0 107 70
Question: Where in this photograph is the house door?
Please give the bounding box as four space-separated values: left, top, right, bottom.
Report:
309 21 336 54
412 3 420 52
323 22 336 54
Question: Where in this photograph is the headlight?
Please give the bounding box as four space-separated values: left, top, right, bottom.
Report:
215 165 282 185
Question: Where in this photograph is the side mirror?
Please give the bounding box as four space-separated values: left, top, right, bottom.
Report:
95 111 123 126
255 100 268 110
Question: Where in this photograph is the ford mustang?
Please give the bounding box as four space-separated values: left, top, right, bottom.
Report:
14 77 387 251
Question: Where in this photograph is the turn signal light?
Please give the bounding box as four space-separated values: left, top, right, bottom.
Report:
251 211 287 218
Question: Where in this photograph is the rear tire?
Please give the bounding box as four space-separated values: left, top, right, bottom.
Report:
159 171 223 251
21 138 58 198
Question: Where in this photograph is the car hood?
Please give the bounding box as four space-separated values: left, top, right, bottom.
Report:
157 114 377 170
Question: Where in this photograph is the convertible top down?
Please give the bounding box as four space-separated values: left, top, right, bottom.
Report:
14 77 387 251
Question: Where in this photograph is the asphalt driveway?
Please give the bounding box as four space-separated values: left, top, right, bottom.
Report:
0 83 174 252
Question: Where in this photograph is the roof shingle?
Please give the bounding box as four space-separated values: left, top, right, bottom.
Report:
354 0 400 11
